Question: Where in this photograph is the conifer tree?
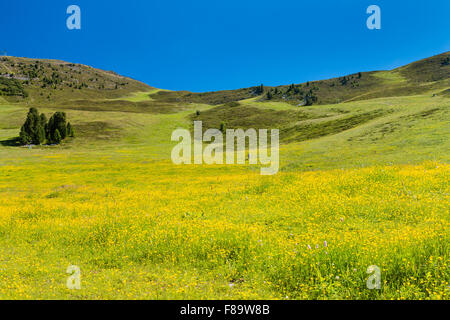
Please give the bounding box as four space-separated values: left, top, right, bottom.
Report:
19 125 32 145
20 108 45 145
47 112 67 143
54 129 62 144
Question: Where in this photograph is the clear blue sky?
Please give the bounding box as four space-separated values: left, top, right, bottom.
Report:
1 0 449 92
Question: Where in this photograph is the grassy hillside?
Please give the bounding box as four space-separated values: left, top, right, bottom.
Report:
0 56 153 105
0 52 448 172
0 52 448 300
150 52 450 106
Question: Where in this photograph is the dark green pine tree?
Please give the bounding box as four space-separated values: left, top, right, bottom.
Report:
55 112 67 139
39 113 47 128
46 115 54 143
20 108 45 145
255 84 264 95
23 108 38 137
287 84 295 92
36 123 45 144
40 113 48 143
37 113 47 144
54 129 62 144
47 112 67 143
19 125 32 145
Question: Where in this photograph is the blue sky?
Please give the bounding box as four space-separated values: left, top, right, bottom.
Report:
1 0 449 92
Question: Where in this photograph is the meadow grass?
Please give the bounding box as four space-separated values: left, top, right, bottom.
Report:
0 159 448 299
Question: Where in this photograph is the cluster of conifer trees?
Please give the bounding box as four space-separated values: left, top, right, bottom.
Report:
19 108 74 145
264 83 319 106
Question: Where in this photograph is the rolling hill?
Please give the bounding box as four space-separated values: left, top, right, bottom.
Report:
151 51 450 106
0 52 449 166
0 52 448 300
0 56 152 103
2 52 449 108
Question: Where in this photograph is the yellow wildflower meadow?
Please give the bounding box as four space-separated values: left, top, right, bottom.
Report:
0 161 448 299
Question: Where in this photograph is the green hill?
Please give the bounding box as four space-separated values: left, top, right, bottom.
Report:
0 52 449 170
151 51 450 106
0 56 153 105
0 52 448 300
189 52 449 145
1 51 448 110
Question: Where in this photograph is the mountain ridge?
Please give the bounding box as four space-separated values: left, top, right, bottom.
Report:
0 51 449 108
150 51 450 106
0 55 153 105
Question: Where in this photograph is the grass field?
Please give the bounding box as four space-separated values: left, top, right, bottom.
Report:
0 55 449 300
0 159 448 299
